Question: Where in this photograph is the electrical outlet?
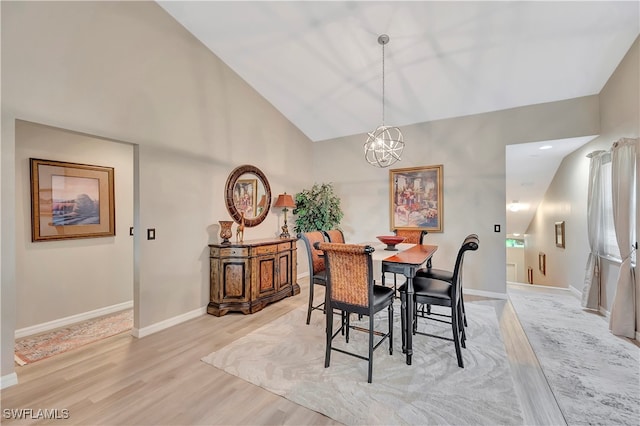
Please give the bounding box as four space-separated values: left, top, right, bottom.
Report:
147 228 155 240
494 224 500 232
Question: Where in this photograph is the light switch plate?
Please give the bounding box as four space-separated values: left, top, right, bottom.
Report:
147 228 155 240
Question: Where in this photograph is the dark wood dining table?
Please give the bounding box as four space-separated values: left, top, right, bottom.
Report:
373 243 438 365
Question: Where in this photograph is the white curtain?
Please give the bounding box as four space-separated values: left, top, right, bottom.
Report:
582 151 606 309
609 137 638 337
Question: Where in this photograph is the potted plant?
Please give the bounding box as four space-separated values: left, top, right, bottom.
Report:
293 183 344 233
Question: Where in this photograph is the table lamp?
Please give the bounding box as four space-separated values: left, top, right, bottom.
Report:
274 193 296 238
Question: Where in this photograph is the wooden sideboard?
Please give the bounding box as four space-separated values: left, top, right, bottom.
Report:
208 237 300 316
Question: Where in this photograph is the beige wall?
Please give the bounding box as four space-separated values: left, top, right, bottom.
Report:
523 151 590 288
506 246 526 283
1 1 313 381
14 120 134 329
525 36 639 317
312 96 599 296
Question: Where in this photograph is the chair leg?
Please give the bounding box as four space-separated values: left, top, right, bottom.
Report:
452 306 464 368
306 282 315 325
345 313 351 343
388 303 394 355
325 306 333 368
461 292 468 327
368 314 374 383
458 302 466 347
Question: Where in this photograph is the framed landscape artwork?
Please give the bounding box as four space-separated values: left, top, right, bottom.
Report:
389 165 444 232
30 158 115 242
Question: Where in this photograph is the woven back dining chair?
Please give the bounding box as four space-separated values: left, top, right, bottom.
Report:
323 229 345 243
393 229 428 244
383 229 429 295
314 242 394 383
399 234 479 368
298 231 328 324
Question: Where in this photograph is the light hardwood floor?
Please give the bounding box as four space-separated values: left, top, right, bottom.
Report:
2 278 566 425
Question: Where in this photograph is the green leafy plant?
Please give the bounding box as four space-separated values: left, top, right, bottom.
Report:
293 183 344 233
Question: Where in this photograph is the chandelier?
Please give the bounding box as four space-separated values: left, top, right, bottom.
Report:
364 34 404 168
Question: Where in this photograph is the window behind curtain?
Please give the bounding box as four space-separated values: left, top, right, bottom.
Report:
600 157 637 264
600 160 621 260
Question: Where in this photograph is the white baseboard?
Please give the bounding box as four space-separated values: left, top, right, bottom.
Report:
508 282 618 323
15 301 134 339
507 281 576 295
132 306 206 338
464 288 508 300
1 372 18 389
297 272 310 279
568 286 582 299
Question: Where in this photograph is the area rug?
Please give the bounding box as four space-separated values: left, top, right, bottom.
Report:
508 286 640 426
14 309 133 365
202 303 524 425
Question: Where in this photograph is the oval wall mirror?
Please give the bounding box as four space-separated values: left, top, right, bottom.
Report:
224 164 271 227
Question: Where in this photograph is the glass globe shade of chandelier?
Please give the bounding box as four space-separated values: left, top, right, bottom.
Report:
364 34 404 168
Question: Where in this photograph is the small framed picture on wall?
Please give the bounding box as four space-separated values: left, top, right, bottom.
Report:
555 221 565 248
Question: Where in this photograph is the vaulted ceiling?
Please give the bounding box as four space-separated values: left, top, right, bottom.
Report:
158 1 639 235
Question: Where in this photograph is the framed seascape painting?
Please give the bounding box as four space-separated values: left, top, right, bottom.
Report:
30 158 115 242
389 165 444 232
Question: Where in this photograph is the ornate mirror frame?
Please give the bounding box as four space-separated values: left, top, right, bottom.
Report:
224 164 271 227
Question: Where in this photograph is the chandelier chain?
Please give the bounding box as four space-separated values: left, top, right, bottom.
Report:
381 40 385 125
364 34 404 168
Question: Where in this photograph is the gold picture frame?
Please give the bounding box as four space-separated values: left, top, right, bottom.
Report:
555 221 565 248
389 165 443 232
30 158 115 242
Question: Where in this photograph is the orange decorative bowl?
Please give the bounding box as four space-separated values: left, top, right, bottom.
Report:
376 235 405 251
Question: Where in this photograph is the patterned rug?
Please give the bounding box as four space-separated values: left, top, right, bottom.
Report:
14 309 133 365
508 285 640 425
202 303 523 425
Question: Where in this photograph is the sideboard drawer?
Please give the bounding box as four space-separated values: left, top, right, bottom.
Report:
218 247 249 257
278 242 292 251
254 245 277 255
